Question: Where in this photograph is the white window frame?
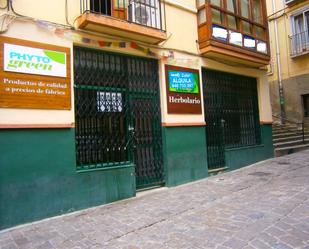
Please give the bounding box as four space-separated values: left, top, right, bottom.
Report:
290 7 309 56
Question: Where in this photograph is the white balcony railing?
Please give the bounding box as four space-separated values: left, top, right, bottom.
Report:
290 30 309 57
80 0 166 31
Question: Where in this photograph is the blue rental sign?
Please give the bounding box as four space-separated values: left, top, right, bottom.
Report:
168 70 199 94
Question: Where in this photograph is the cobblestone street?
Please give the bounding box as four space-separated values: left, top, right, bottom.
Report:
1 150 309 249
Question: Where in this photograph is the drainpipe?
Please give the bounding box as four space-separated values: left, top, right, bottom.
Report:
272 0 285 124
271 0 285 124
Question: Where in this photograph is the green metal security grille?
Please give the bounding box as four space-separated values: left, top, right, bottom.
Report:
74 47 164 189
202 69 261 170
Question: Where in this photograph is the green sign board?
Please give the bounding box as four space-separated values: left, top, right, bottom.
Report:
165 65 202 114
168 70 199 94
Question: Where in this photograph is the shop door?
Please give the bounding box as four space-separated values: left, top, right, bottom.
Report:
74 47 164 189
202 69 226 171
129 96 163 188
202 69 261 172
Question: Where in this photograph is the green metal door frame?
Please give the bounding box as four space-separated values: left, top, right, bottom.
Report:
202 68 261 172
73 47 164 189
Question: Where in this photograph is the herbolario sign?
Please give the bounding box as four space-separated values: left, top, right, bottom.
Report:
165 65 202 114
0 37 71 110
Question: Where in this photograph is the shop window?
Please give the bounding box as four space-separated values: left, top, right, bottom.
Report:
203 69 261 151
97 92 123 113
74 47 162 171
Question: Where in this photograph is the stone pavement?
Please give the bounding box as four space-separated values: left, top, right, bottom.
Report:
1 150 309 249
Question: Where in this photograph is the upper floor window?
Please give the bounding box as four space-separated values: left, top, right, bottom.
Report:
85 0 163 30
293 10 309 34
240 0 250 18
227 0 237 13
197 0 268 54
290 9 309 56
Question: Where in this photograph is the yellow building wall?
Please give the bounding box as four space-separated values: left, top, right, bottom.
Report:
0 19 75 126
0 0 272 126
267 0 309 82
162 1 199 54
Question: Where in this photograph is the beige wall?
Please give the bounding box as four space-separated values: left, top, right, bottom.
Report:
0 20 75 126
201 59 272 123
268 0 309 82
159 51 272 124
1 0 79 25
162 1 199 54
267 0 309 121
0 0 272 126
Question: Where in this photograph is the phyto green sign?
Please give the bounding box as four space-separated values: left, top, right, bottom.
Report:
4 43 67 78
168 70 199 94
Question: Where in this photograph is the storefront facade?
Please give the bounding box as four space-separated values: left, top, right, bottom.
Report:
0 0 273 229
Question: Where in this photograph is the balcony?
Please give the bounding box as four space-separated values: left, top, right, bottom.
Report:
290 30 309 58
76 0 167 44
197 0 270 67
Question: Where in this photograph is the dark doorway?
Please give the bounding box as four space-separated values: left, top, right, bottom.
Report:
302 94 309 117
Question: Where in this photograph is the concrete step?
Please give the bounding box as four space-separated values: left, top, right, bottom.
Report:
272 131 305 139
273 134 309 144
274 144 309 157
272 124 300 129
272 128 309 135
272 128 303 135
273 138 309 148
272 122 309 156
273 125 299 130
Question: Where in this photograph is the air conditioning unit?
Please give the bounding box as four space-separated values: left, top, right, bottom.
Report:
128 0 161 29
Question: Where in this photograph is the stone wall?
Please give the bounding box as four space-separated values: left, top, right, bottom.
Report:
269 73 309 122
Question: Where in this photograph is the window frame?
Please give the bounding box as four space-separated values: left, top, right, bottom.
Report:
196 0 268 54
290 7 309 56
291 7 309 35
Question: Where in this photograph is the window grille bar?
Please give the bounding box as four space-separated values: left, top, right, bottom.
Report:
290 30 309 57
203 69 261 170
74 47 163 188
80 0 166 31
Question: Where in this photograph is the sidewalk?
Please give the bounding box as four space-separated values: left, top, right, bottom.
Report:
0 150 308 249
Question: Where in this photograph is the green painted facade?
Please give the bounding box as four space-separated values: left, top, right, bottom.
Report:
0 125 273 230
162 125 273 186
0 129 135 230
163 126 208 187
225 125 274 170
